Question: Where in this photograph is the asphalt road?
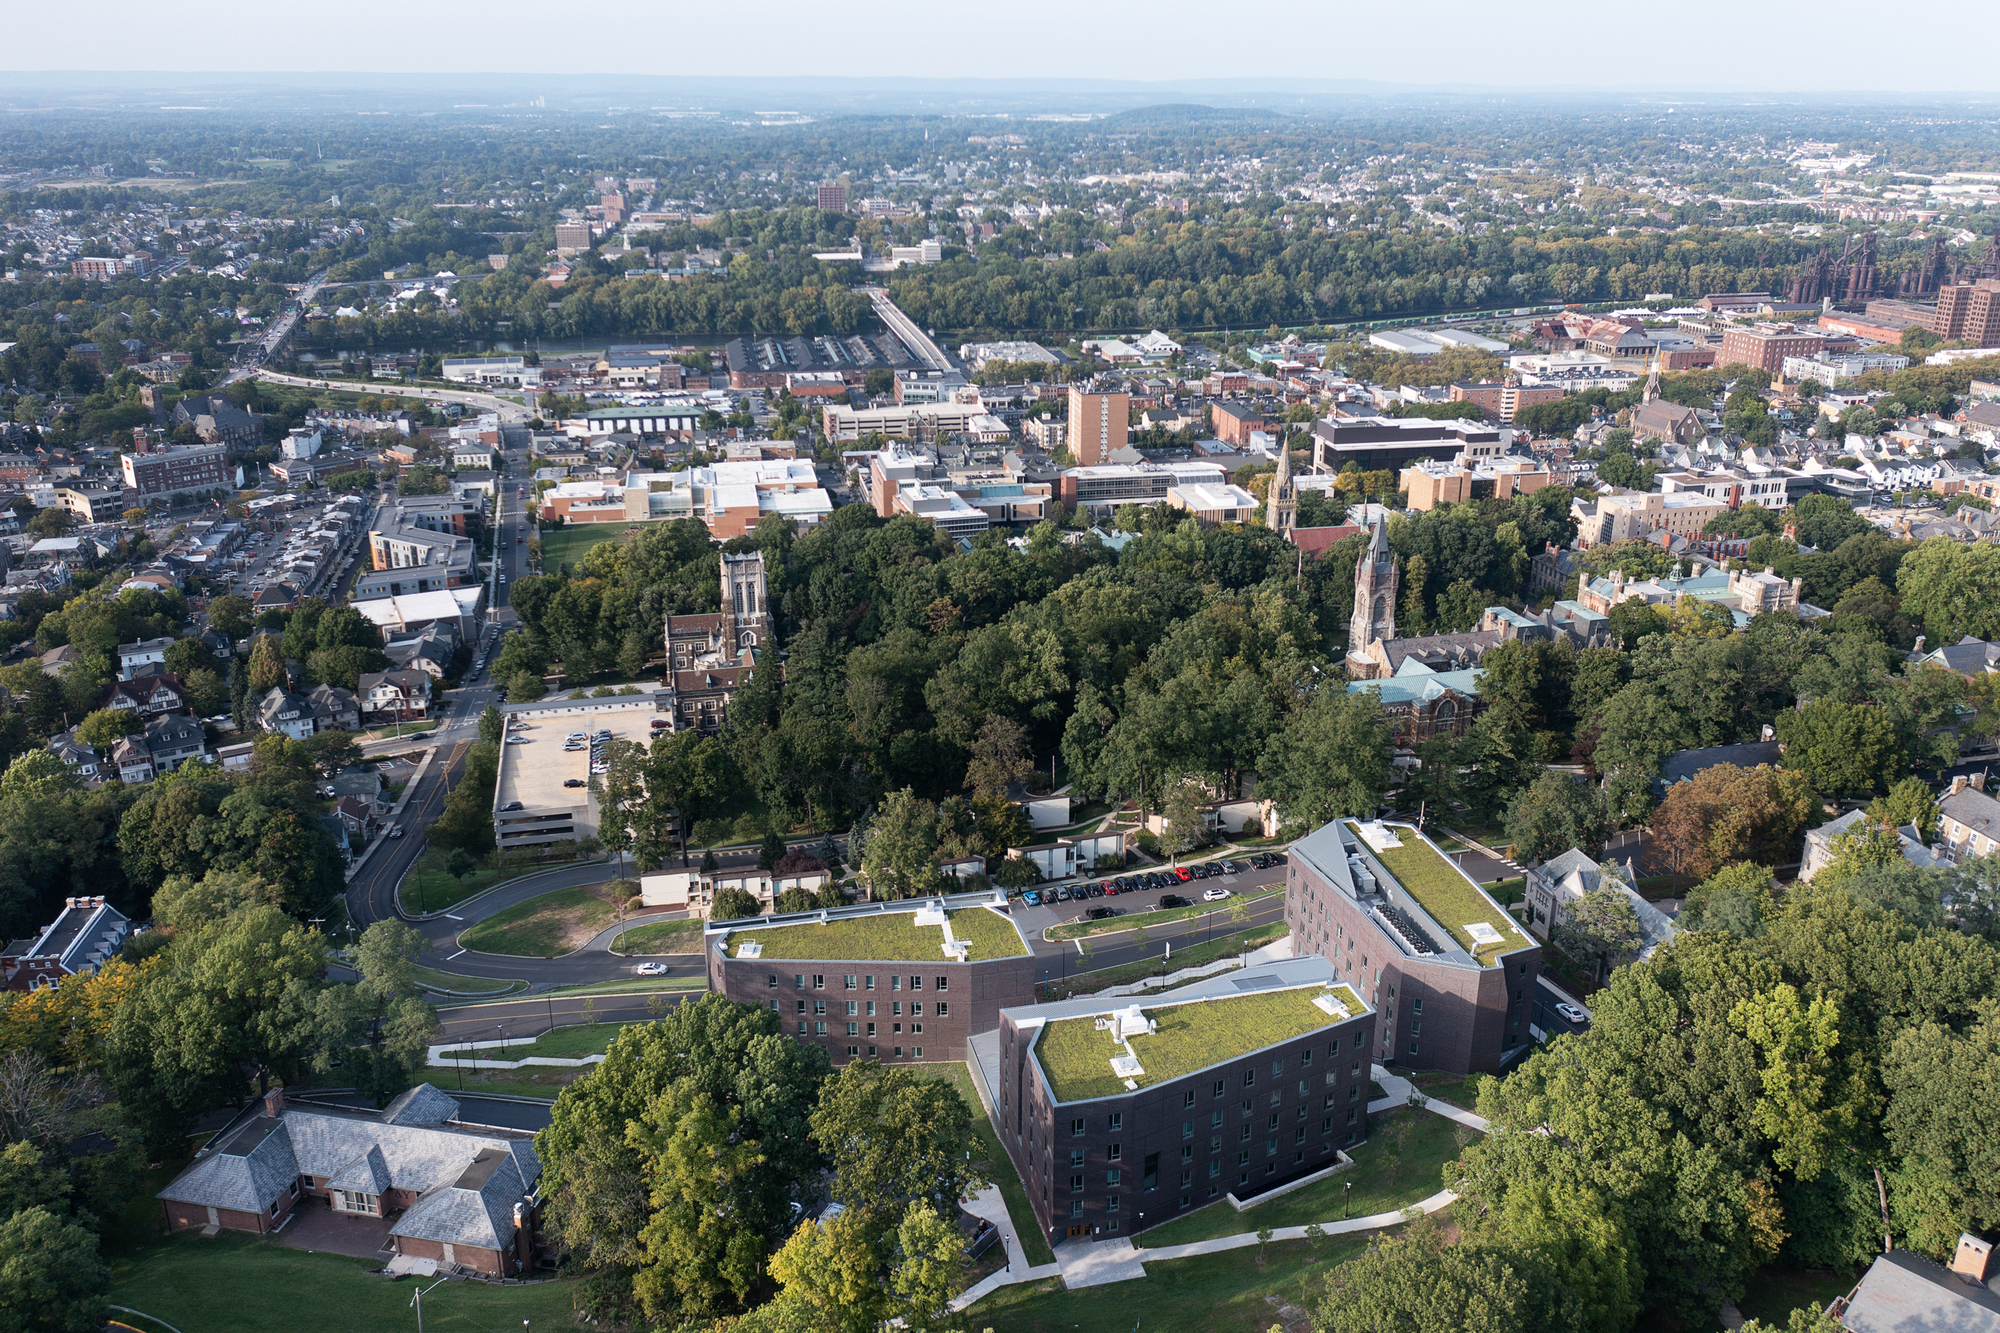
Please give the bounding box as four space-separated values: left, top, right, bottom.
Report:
1532 973 1592 1038
432 988 693 1044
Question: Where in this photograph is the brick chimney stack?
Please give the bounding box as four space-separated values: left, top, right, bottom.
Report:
263 1086 285 1119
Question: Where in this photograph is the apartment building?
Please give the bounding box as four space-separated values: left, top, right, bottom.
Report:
1285 818 1540 1076
821 400 1008 444
816 181 848 212
121 441 229 499
1657 468 1792 511
704 896 1037 1067
554 222 592 255
1447 379 1568 424
1571 489 1726 547
1717 323 1843 376
1931 279 2000 348
994 957 1375 1247
1401 457 1552 512
1067 383 1130 465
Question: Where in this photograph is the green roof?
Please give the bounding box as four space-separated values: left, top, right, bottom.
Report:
1345 821 1529 967
1033 984 1363 1104
725 907 1028 962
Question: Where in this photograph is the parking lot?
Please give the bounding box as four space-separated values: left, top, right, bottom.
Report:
491 696 663 850
1004 851 1290 939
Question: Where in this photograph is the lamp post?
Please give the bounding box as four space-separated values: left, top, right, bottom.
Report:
1343 1180 1351 1219
410 1275 447 1333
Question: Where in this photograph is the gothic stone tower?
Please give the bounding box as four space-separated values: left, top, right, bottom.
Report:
720 551 770 653
1267 443 1297 532
1348 520 1398 659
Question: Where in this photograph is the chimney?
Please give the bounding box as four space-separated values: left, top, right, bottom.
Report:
263 1086 285 1119
1952 775 1971 798
1916 635 1927 653
1975 771 1991 793
1952 1234 1994 1282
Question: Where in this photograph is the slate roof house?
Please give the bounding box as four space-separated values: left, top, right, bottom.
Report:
1833 1234 2000 1333
1522 848 1677 980
157 1085 543 1276
2 896 133 991
142 713 207 771
100 671 188 719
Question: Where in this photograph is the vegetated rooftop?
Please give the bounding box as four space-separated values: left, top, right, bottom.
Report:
1346 821 1528 966
724 906 1028 962
1033 983 1364 1104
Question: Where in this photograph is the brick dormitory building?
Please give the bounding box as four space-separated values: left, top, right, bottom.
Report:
700 815 1540 1252
703 894 1038 1066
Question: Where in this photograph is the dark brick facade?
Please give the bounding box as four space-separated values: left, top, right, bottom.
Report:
992 977 1375 1248
707 947 1037 1067
1286 823 1540 1077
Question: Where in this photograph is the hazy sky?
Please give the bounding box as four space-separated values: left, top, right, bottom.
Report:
8 0 2000 92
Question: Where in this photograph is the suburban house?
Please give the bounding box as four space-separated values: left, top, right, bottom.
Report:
157 1085 543 1276
1521 848 1677 977
142 713 208 771
1801 809 1936 880
111 736 155 784
1937 773 2000 863
305 682 362 732
252 583 300 615
358 670 431 724
101 672 188 719
117 636 174 679
47 732 100 781
1 896 133 991
642 861 836 917
258 688 316 741
1832 1234 2000 1332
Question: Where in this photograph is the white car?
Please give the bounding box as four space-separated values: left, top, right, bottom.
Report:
505 736 529 744
1201 887 1232 902
389 826 404 839
1556 1002 1590 1025
634 962 670 976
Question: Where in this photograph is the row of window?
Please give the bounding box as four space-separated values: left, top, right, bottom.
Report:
772 973 948 992
842 1044 921 1058
1060 1137 1360 1222
780 999 946 1018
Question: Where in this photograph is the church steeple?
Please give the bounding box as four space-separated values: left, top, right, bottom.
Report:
1267 443 1296 532
1348 519 1398 658
1642 350 1660 406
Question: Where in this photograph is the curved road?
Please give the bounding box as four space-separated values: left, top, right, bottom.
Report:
249 367 534 423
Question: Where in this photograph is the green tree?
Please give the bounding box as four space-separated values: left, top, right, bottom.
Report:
1775 698 1902 798
1315 1216 1530 1333
181 666 229 718
73 708 140 748
964 714 1034 800
1505 772 1614 864
809 1062 986 1240
1555 882 1645 979
207 593 253 642
536 994 830 1320
759 827 788 870
247 634 286 693
0 1206 110 1333
762 1210 886 1333
301 728 362 777
889 1203 969 1333
861 788 940 900
712 886 762 920
1257 686 1394 828
478 704 505 745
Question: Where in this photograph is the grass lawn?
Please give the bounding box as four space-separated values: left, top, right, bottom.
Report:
446 1019 648 1062
967 1232 1373 1333
1407 1069 1489 1112
917 1063 1058 1268
725 906 1027 961
1136 1107 1477 1248
610 920 704 954
407 964 519 995
1036 983 1363 1103
1045 885 1285 941
427 1065 575 1100
107 1232 582 1333
538 976 708 998
1345 821 1526 966
538 524 626 569
459 887 617 956
1734 1265 1860 1327
1484 875 1525 904
399 847 604 915
1044 923 1287 1002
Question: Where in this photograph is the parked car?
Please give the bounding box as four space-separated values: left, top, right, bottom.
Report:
1053 885 1072 902
564 778 587 788
1556 1002 1590 1024
1021 890 1042 906
1173 867 1193 883
505 736 529 744
500 801 523 812
1085 906 1118 920
1221 860 1243 875
389 826 404 839
1190 862 1213 879
1202 887 1232 903
1159 894 1190 909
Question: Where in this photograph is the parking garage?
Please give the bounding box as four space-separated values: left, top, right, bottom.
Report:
491 694 669 850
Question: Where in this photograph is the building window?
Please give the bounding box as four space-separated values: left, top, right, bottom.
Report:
1412 997 1423 1014
913 1046 923 1058
1409 1042 1419 1056
844 975 856 989
1209 1160 1221 1178
866 1023 876 1037
1072 1118 1086 1138
1243 1069 1256 1087
910 1002 923 1018
812 975 824 989
1108 1113 1123 1133
847 1046 859 1057
1107 1143 1122 1163
767 975 778 989
813 1000 826 1016
1070 1201 1084 1219
865 975 875 990
845 1001 857 1016
1071 1175 1084 1194
935 976 948 991
1184 1090 1197 1109
1182 1120 1194 1140
1106 1169 1122 1187
1106 1195 1119 1213
814 1023 827 1036
893 1046 903 1057
908 976 922 990
1213 1079 1226 1099
935 1002 948 1017
1210 1111 1223 1129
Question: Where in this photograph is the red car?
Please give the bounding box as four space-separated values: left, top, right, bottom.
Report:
1174 867 1193 883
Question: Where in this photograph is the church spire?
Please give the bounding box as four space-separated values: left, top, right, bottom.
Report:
1642 350 1660 405
1267 442 1296 531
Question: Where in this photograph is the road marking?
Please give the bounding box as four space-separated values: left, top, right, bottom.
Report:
448 949 466 960
446 914 465 921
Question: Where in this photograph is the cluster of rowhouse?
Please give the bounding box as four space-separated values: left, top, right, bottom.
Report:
706 816 1540 1248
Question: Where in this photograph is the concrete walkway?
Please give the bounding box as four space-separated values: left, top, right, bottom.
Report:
952 1062 1488 1309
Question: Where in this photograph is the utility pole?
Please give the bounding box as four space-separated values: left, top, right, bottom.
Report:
410 1275 447 1332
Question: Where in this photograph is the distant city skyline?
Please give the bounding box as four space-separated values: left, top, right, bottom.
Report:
8 0 2000 94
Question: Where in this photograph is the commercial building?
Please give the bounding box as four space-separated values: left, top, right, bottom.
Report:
958 340 1060 371
579 405 703 438
1780 351 1911 385
704 895 1037 1066
1209 402 1266 446
1165 482 1258 526
889 239 943 266
1068 383 1130 466
1309 416 1506 474
1285 818 1540 1075
993 956 1375 1247
1400 457 1551 512
363 499 480 596
820 400 1008 445
121 441 229 499
1717 323 1844 376
1058 461 1228 518
723 333 912 390
816 182 848 212
1931 279 2000 348
440 357 540 389
1447 379 1568 424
